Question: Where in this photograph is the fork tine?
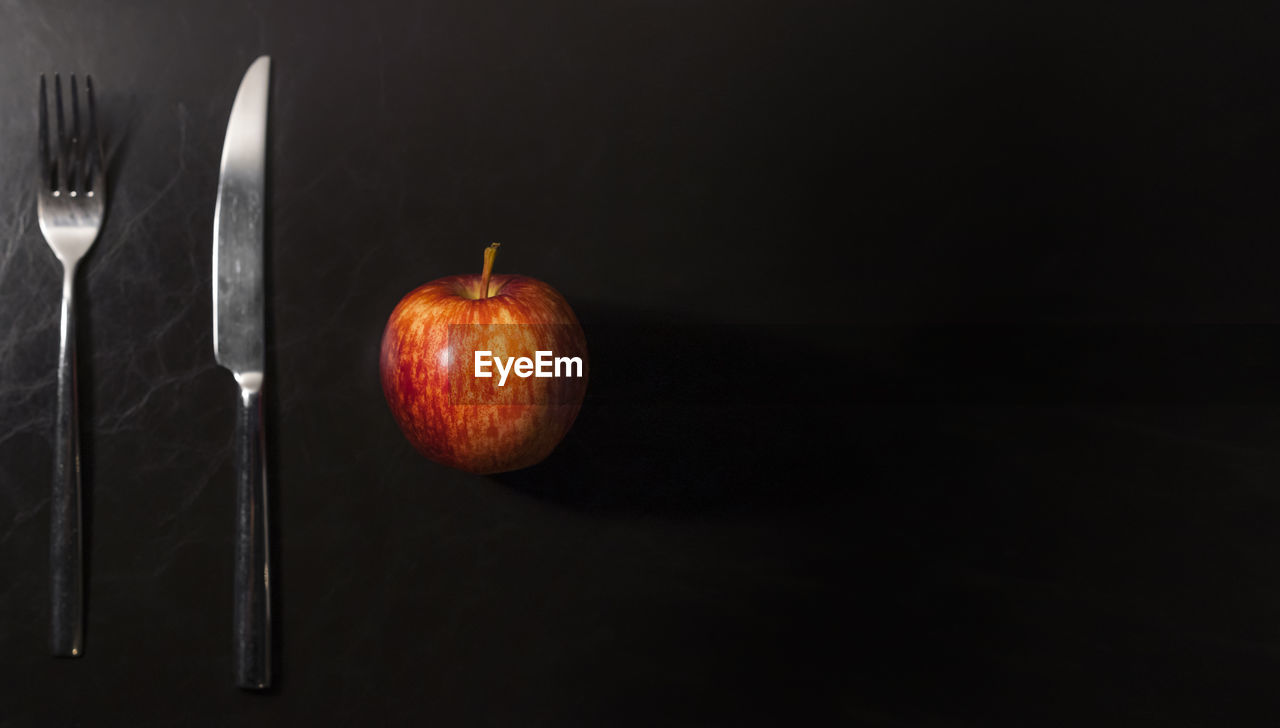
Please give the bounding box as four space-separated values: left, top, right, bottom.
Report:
38 75 51 190
85 75 102 195
69 74 81 195
53 73 67 193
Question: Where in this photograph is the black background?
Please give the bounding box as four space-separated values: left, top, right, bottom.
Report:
2 1 1279 725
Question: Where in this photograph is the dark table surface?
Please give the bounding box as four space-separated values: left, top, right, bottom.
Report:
3 1 1280 725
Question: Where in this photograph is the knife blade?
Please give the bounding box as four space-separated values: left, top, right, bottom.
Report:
214 55 268 379
213 54 272 690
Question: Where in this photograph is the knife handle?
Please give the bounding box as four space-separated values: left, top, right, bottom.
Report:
233 384 270 689
50 264 83 657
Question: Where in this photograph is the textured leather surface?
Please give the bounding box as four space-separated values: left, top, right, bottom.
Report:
0 1 1275 725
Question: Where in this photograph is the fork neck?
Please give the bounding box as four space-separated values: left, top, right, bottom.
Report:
61 261 78 297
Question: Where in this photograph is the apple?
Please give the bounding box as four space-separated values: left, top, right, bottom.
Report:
380 244 589 474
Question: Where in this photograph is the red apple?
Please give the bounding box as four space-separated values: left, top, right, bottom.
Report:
380 244 589 474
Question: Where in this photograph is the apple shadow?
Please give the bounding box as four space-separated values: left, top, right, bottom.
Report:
492 303 1273 514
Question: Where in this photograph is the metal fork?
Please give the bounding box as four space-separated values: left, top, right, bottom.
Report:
37 73 105 658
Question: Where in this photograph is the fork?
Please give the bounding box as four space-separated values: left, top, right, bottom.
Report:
37 73 105 658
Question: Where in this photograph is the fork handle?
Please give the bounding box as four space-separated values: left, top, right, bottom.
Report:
233 383 270 689
50 263 83 657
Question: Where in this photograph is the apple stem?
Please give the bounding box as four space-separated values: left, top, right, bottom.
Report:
479 243 500 299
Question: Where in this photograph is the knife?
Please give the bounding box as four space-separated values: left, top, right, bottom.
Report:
213 55 271 690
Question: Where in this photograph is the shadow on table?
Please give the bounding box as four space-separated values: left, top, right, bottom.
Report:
494 303 1280 514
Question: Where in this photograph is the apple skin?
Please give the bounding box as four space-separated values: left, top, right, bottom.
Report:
380 272 588 475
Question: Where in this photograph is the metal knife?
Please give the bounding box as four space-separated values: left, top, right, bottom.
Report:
213 55 271 690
